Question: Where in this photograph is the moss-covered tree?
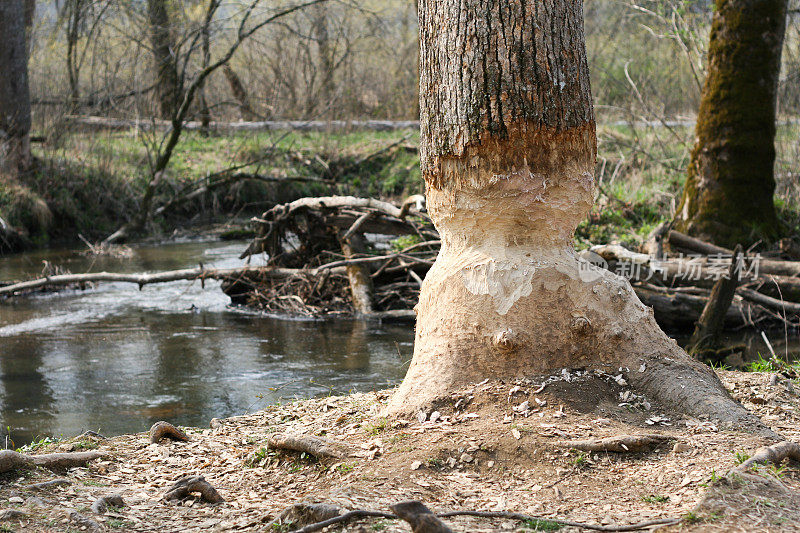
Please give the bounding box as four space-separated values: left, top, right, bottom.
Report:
673 0 788 247
387 0 772 435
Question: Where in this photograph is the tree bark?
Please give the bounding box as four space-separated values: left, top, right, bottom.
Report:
147 0 181 119
673 0 788 248
0 0 33 180
388 0 770 435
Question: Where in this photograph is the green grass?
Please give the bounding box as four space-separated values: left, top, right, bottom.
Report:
520 518 562 531
642 494 670 503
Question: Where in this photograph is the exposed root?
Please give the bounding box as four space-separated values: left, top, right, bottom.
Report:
0 509 27 521
69 510 101 530
734 440 800 472
267 502 342 530
163 475 224 503
390 501 453 533
24 478 71 490
286 510 394 533
91 493 125 514
267 433 350 459
149 421 189 444
0 450 103 473
554 434 672 453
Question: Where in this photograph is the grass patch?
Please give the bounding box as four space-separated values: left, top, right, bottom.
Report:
520 518 562 531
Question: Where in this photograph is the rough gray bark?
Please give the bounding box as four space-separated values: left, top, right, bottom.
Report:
0 0 33 180
147 0 181 119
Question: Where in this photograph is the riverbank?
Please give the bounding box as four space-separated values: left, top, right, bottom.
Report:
2 369 798 532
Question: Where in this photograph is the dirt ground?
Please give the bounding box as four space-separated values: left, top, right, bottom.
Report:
2 369 799 532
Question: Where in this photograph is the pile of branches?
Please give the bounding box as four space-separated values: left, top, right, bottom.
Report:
234 195 436 320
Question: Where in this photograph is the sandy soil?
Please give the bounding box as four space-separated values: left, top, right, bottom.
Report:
1 369 799 532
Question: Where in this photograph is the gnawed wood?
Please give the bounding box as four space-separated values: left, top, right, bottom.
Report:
149 421 189 444
266 433 350 459
554 434 672 453
163 475 224 503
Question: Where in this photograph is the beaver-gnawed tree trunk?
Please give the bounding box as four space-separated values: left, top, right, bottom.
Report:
673 0 788 248
147 0 181 119
0 0 32 180
388 0 772 435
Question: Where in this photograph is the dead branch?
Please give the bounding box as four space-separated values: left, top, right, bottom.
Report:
24 478 71 490
163 475 224 503
554 434 672 453
66 115 420 132
0 265 316 297
149 421 189 444
91 494 124 514
0 450 103 473
266 433 350 459
734 441 800 472
390 501 453 533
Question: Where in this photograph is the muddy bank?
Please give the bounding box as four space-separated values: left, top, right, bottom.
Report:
1 369 798 532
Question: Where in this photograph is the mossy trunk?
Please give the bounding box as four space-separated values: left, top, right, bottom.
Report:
0 0 32 180
674 0 788 248
147 0 181 120
388 0 772 437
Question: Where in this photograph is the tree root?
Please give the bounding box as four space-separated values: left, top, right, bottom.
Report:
554 434 672 453
390 501 453 533
267 433 350 459
69 510 101 531
163 475 224 503
91 494 125 514
0 509 27 521
284 500 682 533
266 503 344 530
0 450 103 473
149 421 189 444
734 440 800 473
24 478 71 490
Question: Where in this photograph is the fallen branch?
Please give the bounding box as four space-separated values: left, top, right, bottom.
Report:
0 450 103 472
163 475 224 503
554 434 672 453
149 421 189 444
267 433 350 459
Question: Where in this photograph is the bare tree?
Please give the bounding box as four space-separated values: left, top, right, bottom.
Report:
1 0 33 181
673 0 789 247
387 0 765 432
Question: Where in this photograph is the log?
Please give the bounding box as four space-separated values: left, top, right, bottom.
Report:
66 115 420 132
266 433 350 459
341 232 375 315
687 246 743 357
667 230 731 256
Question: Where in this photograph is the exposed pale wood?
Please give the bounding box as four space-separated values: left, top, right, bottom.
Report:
554 434 672 453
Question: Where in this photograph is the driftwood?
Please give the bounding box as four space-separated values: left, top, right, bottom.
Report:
554 434 672 453
90 494 124 514
163 475 224 503
66 115 420 132
0 450 103 473
266 433 350 459
149 421 189 443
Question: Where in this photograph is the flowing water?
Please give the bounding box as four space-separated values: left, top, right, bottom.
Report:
0 240 413 446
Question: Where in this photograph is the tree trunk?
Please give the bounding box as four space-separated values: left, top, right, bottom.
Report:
147 0 180 119
311 4 335 117
0 0 33 180
65 0 84 112
388 0 769 435
222 65 257 121
673 0 788 248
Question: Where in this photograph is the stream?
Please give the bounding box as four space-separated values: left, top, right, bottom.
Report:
0 240 413 446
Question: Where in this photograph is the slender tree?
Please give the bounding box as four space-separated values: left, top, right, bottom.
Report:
387 0 766 432
0 0 33 181
147 0 181 119
673 0 789 247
